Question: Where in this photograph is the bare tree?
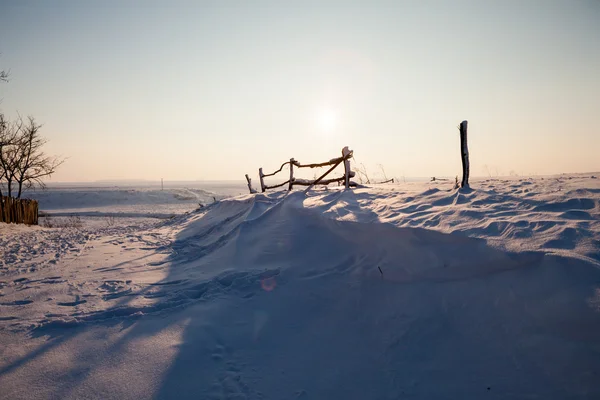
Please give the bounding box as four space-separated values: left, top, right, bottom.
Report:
0 116 7 198
1 59 8 105
0 114 19 198
0 115 64 198
1 65 63 200
15 117 64 197
1 60 8 200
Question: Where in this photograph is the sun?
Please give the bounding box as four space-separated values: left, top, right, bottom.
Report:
316 109 338 133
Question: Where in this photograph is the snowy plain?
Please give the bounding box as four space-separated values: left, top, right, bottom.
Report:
1 174 599 399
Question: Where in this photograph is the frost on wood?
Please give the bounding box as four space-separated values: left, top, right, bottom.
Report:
341 146 352 158
342 146 354 189
248 147 356 193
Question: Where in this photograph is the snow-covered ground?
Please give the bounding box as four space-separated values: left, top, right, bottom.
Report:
31 183 246 219
1 174 599 399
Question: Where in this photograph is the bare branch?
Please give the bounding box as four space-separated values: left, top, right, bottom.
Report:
0 54 9 83
0 115 65 198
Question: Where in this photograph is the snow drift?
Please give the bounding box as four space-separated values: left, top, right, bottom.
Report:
1 174 599 399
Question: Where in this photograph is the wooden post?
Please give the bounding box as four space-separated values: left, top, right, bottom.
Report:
245 174 256 194
344 161 350 189
259 168 266 193
288 158 294 191
342 146 352 189
459 120 469 188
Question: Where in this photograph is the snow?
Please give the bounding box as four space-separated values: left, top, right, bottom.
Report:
28 186 239 219
1 174 600 399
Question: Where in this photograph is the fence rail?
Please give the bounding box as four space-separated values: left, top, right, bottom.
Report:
245 147 357 193
0 196 39 225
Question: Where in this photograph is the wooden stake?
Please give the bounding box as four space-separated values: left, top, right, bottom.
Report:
259 168 266 193
460 120 470 188
342 147 352 189
344 158 350 189
245 174 255 194
288 158 294 191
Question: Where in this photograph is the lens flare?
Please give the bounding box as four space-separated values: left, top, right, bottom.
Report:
260 277 277 292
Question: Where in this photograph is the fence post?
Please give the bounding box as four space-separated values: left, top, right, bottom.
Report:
288 159 294 190
259 168 266 193
245 174 256 194
342 147 351 189
459 120 469 188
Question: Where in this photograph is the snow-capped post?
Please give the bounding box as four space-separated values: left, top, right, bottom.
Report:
459 120 469 188
288 158 295 191
342 146 353 189
259 168 266 193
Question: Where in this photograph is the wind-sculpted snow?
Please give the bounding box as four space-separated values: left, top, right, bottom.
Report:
1 174 599 399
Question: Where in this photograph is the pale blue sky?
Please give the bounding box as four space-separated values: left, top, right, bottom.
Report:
1 0 598 182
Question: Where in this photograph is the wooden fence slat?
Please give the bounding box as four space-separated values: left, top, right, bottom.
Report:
303 158 345 193
261 161 291 178
0 196 39 225
264 179 292 190
293 176 351 186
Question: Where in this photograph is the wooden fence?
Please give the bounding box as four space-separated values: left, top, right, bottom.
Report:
245 147 357 194
244 120 470 194
0 196 39 225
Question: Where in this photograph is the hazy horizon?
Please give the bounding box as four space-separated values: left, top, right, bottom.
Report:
21 169 600 188
1 0 598 183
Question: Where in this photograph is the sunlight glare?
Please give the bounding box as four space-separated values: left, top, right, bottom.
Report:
316 109 338 133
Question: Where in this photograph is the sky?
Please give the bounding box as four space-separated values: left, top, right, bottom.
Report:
0 0 599 182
